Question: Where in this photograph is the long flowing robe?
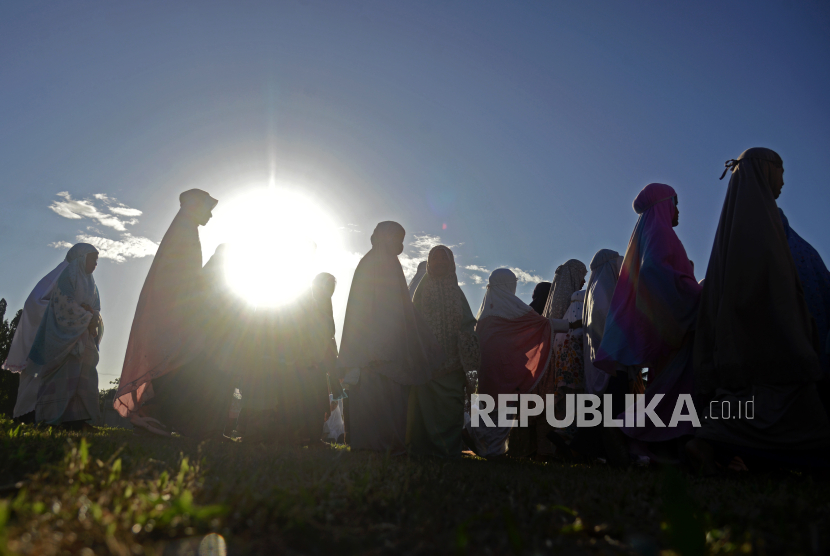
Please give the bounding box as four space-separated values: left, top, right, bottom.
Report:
114 190 217 417
465 269 567 457
779 208 830 376
201 243 245 367
407 246 480 458
146 242 239 440
567 249 636 459
337 222 445 454
265 286 336 444
695 148 830 452
24 244 103 424
582 249 623 396
534 260 587 454
507 280 551 457
596 183 702 442
6 244 90 417
539 291 585 451
306 273 341 426
235 277 333 445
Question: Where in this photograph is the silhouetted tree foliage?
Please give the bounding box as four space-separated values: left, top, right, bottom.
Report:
0 298 23 416
99 377 119 416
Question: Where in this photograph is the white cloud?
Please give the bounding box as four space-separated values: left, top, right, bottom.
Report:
398 253 421 281
508 267 546 284
49 192 141 231
465 264 490 273
48 192 157 263
471 274 485 285
109 206 143 217
397 233 458 280
410 234 447 258
92 193 142 216
58 233 159 263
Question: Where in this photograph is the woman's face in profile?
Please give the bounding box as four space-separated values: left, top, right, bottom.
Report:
770 164 785 199
672 196 680 228
85 253 99 274
379 239 403 256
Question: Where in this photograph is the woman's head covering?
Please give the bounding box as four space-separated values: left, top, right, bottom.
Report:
413 246 480 378
719 147 782 181
543 259 588 319
529 282 552 315
582 249 623 395
476 269 535 321
408 261 428 299
312 272 337 317
3 243 99 377
312 272 337 299
180 189 218 211
309 272 338 342
779 209 830 375
695 149 821 393
589 249 622 272
66 243 98 264
338 222 444 385
67 243 98 267
59 244 100 307
370 221 405 255
426 245 455 276
595 184 701 373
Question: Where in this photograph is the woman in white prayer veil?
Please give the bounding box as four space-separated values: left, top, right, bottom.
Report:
25 244 103 428
4 244 93 420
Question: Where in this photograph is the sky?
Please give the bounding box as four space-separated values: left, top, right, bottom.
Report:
2 1 829 385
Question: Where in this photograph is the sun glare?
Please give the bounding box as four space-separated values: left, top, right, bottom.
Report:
201 186 342 307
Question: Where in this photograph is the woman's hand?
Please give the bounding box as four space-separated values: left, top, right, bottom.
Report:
569 319 583 330
80 303 93 313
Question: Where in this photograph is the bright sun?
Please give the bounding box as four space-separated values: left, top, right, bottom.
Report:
201 185 342 307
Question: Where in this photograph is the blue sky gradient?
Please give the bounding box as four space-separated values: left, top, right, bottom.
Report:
2 1 829 382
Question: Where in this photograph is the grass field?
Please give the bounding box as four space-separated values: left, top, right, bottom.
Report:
1 419 828 556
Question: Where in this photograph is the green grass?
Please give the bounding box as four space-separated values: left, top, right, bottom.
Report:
1 419 828 555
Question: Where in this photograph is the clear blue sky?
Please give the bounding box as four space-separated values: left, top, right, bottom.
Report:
2 1 829 383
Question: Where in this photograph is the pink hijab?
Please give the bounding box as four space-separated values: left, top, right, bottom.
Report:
114 190 218 417
595 183 701 375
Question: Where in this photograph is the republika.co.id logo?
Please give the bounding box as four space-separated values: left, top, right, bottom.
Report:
469 394 755 428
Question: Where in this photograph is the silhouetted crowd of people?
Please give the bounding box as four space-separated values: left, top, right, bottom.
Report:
4 147 830 474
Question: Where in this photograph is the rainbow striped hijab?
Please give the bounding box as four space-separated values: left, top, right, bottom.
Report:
594 183 701 373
